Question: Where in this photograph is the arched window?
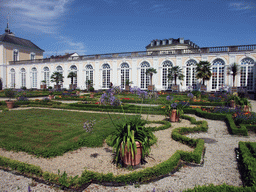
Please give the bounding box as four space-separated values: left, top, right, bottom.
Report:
240 57 254 91
211 59 225 90
102 64 110 89
21 68 26 88
10 68 15 88
43 67 50 87
120 63 129 88
186 59 197 89
85 64 93 87
162 60 173 90
140 61 150 89
31 67 37 88
56 66 63 74
70 65 77 85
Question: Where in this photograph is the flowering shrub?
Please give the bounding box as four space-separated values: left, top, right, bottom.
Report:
163 95 188 117
187 92 194 99
208 96 222 102
100 87 121 106
233 111 256 125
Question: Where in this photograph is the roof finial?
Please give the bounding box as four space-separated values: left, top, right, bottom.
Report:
5 13 11 34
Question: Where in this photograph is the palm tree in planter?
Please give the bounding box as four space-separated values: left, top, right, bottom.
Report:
50 72 63 90
228 62 239 92
68 71 77 90
195 61 212 91
145 68 157 91
168 66 184 92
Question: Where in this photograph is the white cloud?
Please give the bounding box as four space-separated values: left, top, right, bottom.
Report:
229 2 256 11
2 0 72 34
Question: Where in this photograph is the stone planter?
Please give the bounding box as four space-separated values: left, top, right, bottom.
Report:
48 95 54 100
5 100 14 109
243 105 250 112
121 141 142 167
148 85 154 91
125 85 130 92
69 84 77 90
170 109 179 122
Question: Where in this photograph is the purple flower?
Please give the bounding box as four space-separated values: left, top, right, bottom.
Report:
171 103 177 108
187 92 194 99
166 95 173 101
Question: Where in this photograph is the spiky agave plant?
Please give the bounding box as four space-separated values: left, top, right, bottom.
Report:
111 115 154 165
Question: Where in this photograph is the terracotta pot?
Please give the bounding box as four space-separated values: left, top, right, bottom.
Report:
76 91 80 96
121 141 142 166
148 85 154 91
48 95 54 100
125 85 130 91
90 94 94 98
5 100 14 109
230 100 235 108
40 85 46 89
243 105 250 112
170 109 179 122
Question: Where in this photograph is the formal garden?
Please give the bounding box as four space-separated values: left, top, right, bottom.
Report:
0 84 255 192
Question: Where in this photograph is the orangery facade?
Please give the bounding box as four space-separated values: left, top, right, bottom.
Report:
1 27 256 92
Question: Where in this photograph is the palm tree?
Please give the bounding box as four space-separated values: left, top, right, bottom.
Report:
195 61 212 85
50 72 63 87
68 71 77 85
228 62 239 87
145 68 157 86
168 66 184 85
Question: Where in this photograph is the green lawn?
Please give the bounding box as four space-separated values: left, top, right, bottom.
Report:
0 109 126 157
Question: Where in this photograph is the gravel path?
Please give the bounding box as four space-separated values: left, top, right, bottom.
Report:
0 100 256 191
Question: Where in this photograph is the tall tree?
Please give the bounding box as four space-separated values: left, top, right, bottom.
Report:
145 68 157 86
168 66 184 85
196 61 212 85
50 72 63 86
68 71 77 85
228 62 239 87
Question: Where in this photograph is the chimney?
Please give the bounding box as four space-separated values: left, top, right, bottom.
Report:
179 38 184 44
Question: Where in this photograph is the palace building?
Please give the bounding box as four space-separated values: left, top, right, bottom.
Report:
0 26 256 93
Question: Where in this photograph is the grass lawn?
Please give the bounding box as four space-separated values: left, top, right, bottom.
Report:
0 109 127 158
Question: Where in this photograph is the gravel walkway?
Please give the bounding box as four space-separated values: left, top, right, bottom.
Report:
0 100 256 191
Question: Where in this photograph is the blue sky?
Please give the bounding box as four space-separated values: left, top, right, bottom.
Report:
0 0 256 58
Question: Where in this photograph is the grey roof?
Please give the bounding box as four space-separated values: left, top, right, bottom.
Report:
0 33 44 52
146 38 200 49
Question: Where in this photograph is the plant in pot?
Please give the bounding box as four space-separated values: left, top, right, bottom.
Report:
48 91 54 100
68 71 77 90
101 86 154 167
145 68 157 91
163 95 188 122
195 61 212 91
125 79 131 91
110 115 154 167
168 66 184 92
41 80 47 89
50 72 63 90
4 88 16 109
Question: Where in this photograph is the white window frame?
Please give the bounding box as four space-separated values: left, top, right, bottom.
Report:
102 64 110 89
31 67 37 88
140 61 150 89
240 57 254 91
10 68 15 88
162 60 173 90
21 68 26 88
120 63 129 89
30 52 36 61
211 59 225 90
43 67 50 87
13 49 19 61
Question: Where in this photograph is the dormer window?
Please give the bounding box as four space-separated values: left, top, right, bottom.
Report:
13 49 19 61
31 52 35 60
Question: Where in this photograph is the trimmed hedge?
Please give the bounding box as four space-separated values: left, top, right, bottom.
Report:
239 142 256 187
0 114 206 189
184 183 256 192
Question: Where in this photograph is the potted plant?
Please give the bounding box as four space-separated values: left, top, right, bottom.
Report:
163 95 188 122
50 72 63 90
68 71 77 90
40 80 47 89
4 89 15 109
111 115 154 167
48 91 54 100
168 66 184 92
145 68 157 91
195 61 212 91
125 79 131 91
228 62 239 93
